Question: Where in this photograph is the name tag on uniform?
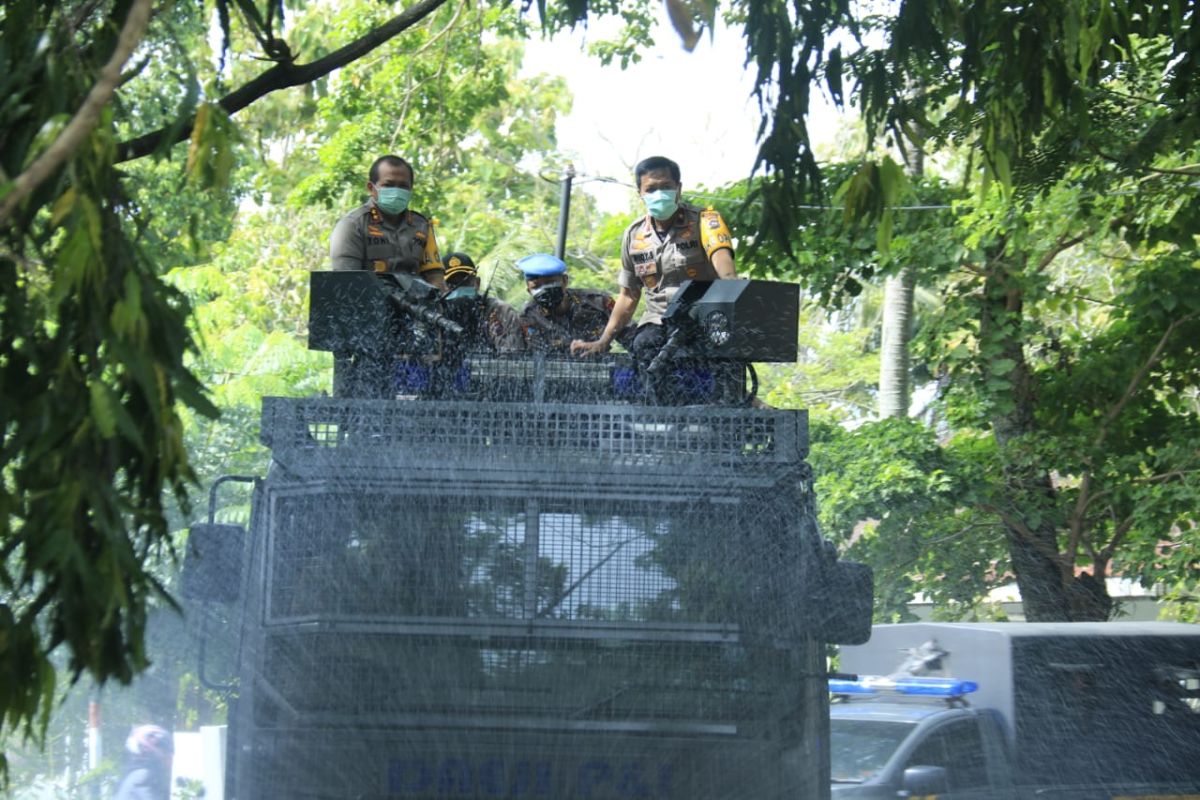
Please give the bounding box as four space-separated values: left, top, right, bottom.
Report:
634 260 659 289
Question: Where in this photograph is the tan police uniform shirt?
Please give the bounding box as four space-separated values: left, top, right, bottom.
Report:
329 201 443 276
618 202 733 325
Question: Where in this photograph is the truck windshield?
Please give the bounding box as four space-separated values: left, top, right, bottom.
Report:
260 489 789 725
829 719 914 783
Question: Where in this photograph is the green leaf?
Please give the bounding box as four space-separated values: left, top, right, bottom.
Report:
89 381 118 438
990 357 1017 375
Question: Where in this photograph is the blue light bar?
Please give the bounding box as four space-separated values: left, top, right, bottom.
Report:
828 675 979 698
895 677 978 696
828 679 877 695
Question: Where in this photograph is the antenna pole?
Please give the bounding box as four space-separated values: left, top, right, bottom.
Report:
555 163 575 260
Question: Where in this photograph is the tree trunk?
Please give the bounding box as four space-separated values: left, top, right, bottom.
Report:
878 121 924 420
980 258 1077 621
878 266 916 418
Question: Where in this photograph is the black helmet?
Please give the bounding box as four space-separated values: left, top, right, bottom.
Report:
443 252 477 286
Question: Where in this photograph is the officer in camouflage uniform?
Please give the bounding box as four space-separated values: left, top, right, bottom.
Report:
329 154 445 290
571 156 736 372
517 253 631 354
442 253 526 354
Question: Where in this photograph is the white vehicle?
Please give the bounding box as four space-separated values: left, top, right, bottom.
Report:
830 622 1200 799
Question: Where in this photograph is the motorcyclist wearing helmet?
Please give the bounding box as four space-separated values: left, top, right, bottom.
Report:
113 724 173 800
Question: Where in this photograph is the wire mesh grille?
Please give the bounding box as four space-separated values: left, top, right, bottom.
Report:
259 633 789 724
453 355 626 404
265 492 787 626
256 490 807 728
261 397 806 479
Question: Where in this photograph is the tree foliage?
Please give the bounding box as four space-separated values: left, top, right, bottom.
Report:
1 0 220 775
731 2 1200 621
734 0 1200 240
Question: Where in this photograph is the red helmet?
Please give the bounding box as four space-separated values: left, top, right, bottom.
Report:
125 724 173 758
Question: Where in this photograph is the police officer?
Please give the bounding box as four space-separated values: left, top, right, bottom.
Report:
442 252 525 353
329 154 446 290
517 253 631 354
570 155 736 363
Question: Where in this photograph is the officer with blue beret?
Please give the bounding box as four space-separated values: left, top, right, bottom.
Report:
517 254 631 355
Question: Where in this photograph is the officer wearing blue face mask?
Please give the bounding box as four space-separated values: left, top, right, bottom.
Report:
329 154 446 290
441 252 525 353
570 156 737 360
517 253 631 354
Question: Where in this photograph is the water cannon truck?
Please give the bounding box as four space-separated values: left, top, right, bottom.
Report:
181 271 873 800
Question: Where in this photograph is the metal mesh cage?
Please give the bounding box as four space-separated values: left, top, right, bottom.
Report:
253 489 810 727
264 492 790 626
259 633 784 726
234 393 824 800
261 397 807 485
332 351 757 406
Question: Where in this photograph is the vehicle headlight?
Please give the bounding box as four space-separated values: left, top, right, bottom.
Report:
704 310 732 347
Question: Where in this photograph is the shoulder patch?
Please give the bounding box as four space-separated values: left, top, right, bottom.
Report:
699 209 733 257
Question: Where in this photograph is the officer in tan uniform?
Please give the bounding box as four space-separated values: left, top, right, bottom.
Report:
442 253 526 353
328 154 446 396
329 154 446 290
516 253 631 354
571 156 736 366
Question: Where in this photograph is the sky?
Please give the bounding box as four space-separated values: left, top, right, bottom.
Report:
519 13 840 214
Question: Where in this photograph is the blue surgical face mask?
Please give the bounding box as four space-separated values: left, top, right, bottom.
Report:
642 189 679 221
445 285 478 300
375 186 411 215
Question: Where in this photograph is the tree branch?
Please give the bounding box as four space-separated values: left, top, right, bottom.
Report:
1081 468 1200 518
119 53 154 86
1138 164 1200 177
979 503 1063 565
1094 314 1196 451
116 0 451 162
0 0 154 226
1091 145 1200 177
387 5 466 151
69 0 108 35
1099 515 1136 562
1067 471 1091 565
1034 233 1087 273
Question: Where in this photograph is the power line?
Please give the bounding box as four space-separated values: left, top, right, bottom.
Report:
538 170 956 211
